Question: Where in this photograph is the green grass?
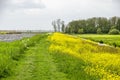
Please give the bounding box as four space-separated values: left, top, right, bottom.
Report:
49 33 120 80
78 34 120 47
0 33 120 80
1 34 68 80
0 34 43 78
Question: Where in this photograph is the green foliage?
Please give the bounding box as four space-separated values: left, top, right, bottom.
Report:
1 34 68 80
99 40 103 44
1 33 120 80
79 34 120 47
111 26 116 29
0 34 43 78
65 16 120 34
97 28 102 34
0 32 7 34
113 42 117 48
78 28 84 34
109 29 120 34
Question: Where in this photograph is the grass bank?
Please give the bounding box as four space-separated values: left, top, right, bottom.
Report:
1 34 68 80
78 34 120 47
1 33 120 80
49 33 120 80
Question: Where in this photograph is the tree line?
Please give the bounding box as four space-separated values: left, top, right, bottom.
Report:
52 16 120 34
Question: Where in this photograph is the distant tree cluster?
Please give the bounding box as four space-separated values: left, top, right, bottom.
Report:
52 16 120 34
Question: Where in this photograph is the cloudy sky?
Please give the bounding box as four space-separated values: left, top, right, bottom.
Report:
0 0 120 30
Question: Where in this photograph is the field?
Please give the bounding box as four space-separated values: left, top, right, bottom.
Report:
0 33 120 80
78 34 120 47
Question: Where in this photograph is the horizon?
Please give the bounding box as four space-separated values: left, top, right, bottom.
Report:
0 0 120 30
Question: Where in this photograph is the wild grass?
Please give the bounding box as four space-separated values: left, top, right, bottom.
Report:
78 34 120 47
1 33 120 80
1 33 69 80
0 34 42 78
49 33 120 80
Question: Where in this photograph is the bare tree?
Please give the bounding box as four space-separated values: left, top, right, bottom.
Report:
61 21 65 33
52 21 57 32
57 19 61 32
52 19 65 32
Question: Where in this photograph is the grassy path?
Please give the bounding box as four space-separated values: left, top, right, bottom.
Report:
1 35 68 80
1 33 120 80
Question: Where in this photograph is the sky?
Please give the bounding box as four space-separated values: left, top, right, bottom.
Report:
0 0 120 30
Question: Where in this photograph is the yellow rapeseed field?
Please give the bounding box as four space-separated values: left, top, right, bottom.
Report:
48 33 120 80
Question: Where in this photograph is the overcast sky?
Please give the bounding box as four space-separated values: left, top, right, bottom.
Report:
0 0 120 30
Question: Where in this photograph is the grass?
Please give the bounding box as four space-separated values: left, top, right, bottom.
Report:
49 33 120 80
0 33 120 80
0 34 43 78
1 34 68 80
78 34 120 47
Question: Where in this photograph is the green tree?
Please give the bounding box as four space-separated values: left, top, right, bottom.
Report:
109 16 117 27
111 26 116 29
97 28 102 34
68 21 80 33
108 29 120 34
78 29 84 34
65 16 120 34
85 18 97 33
116 18 120 31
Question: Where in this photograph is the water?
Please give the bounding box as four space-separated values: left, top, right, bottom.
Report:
0 33 35 42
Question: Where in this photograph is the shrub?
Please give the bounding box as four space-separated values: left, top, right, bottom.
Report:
108 29 120 34
99 40 103 44
113 42 117 48
97 28 102 34
78 29 84 34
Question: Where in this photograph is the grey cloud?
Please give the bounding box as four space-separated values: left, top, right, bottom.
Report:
1 0 45 11
0 0 7 8
113 0 120 5
114 0 120 2
112 0 120 9
16 1 45 9
12 0 45 9
0 0 9 13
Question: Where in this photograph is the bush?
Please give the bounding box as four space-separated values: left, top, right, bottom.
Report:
99 40 104 44
113 42 117 48
97 28 102 34
108 29 120 34
78 29 84 34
